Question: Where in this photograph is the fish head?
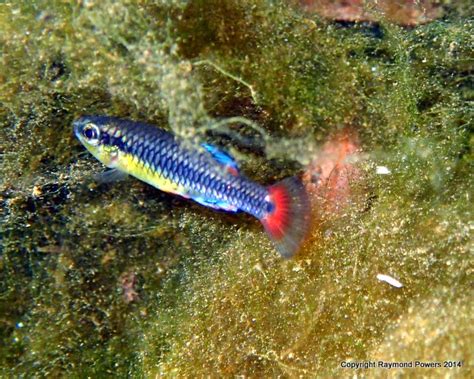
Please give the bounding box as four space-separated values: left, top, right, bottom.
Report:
73 115 120 168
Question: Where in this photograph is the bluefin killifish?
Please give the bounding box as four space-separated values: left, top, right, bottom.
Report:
73 116 310 258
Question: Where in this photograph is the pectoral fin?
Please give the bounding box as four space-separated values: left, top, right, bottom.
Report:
94 169 129 183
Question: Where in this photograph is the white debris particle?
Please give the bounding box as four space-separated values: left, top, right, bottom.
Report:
377 274 403 288
376 166 391 175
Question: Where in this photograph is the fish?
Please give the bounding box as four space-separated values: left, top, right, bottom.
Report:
73 115 310 258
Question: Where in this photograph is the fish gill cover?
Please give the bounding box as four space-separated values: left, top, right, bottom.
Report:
0 0 472 377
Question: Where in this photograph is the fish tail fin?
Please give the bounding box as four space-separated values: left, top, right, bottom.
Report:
260 177 311 258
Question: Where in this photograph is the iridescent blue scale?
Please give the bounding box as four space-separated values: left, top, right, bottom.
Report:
78 116 271 219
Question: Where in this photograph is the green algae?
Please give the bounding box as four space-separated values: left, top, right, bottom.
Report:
0 0 473 377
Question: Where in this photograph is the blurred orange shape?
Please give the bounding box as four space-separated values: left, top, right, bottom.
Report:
303 127 361 215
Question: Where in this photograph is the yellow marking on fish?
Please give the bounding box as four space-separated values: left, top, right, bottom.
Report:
117 152 186 196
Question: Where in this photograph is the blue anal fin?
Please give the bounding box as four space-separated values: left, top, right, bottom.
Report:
191 194 239 212
202 143 239 175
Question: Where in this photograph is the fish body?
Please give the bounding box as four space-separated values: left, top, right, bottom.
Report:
74 116 310 258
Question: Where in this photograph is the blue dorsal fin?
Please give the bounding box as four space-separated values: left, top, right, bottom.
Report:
201 143 239 174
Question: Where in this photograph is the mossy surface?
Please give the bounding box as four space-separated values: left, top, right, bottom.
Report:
0 1 472 377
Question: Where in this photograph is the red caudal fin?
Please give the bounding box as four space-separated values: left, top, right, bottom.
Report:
261 177 311 258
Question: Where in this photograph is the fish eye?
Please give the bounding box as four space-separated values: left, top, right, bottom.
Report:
82 123 101 145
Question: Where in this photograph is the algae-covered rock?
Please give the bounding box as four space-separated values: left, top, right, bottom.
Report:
373 290 472 378
0 0 472 377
